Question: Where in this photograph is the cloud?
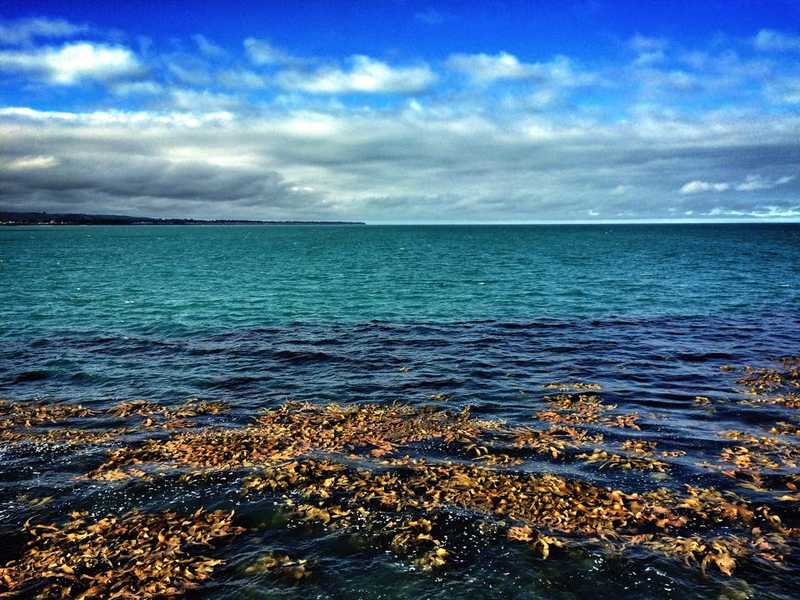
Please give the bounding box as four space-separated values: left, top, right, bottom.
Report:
633 49 773 96
3 155 59 170
243 37 296 65
753 29 800 52
170 89 240 111
0 42 141 84
166 59 212 85
2 25 800 221
734 174 795 191
111 80 163 96
276 55 436 94
0 17 87 46
680 174 795 194
765 77 800 104
0 112 331 219
0 106 234 127
446 52 596 88
679 180 730 194
446 51 535 83
708 205 800 218
217 69 268 89
610 185 629 195
2 103 799 222
637 68 699 91
192 34 226 58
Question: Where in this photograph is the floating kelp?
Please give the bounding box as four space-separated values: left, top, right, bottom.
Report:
575 448 669 472
736 356 800 395
255 402 501 455
459 441 523 466
242 553 311 581
0 426 127 446
772 422 800 437
543 382 603 392
87 403 502 478
107 398 229 430
240 455 793 577
709 429 800 498
512 425 603 458
86 426 302 477
108 399 163 418
1 355 798 594
0 398 230 447
0 401 121 446
0 400 93 427
0 508 243 598
536 394 641 429
506 525 565 559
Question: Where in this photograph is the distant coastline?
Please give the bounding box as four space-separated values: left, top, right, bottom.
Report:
0 211 365 226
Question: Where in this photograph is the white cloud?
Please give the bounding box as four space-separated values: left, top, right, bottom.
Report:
735 174 795 191
637 68 699 91
217 69 268 89
3 102 798 222
0 106 234 127
171 89 240 111
446 51 536 83
680 174 795 194
708 206 800 218
243 37 296 65
765 77 800 104
192 34 226 58
2 25 800 222
753 29 800 52
0 42 141 84
276 55 436 94
611 185 629 195
679 180 730 194
167 61 212 85
111 80 163 96
0 17 87 46
446 51 596 89
3 155 59 170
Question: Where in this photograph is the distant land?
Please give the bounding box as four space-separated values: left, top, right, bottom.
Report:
0 211 365 226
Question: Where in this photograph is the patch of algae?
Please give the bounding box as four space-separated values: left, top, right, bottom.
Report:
0 359 798 597
0 509 243 599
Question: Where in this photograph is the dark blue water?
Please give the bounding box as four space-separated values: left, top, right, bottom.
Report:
1 224 799 599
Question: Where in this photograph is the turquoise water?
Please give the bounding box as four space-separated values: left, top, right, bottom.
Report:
1 224 798 338
1 224 800 599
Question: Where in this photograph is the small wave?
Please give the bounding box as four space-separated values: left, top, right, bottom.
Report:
12 370 49 384
272 349 348 364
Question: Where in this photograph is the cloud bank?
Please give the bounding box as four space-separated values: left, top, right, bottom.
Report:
1 16 799 222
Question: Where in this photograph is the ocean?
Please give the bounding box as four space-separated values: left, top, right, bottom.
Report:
1 224 799 599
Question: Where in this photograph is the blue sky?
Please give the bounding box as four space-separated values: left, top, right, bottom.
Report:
1 1 799 222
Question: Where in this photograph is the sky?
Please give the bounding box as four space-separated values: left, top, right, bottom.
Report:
0 1 799 223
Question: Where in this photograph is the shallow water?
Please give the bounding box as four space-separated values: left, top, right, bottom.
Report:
0 224 799 599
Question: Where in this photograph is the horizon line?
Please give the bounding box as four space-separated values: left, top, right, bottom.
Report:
366 218 800 225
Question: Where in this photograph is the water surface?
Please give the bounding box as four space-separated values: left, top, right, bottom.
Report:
0 224 799 599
